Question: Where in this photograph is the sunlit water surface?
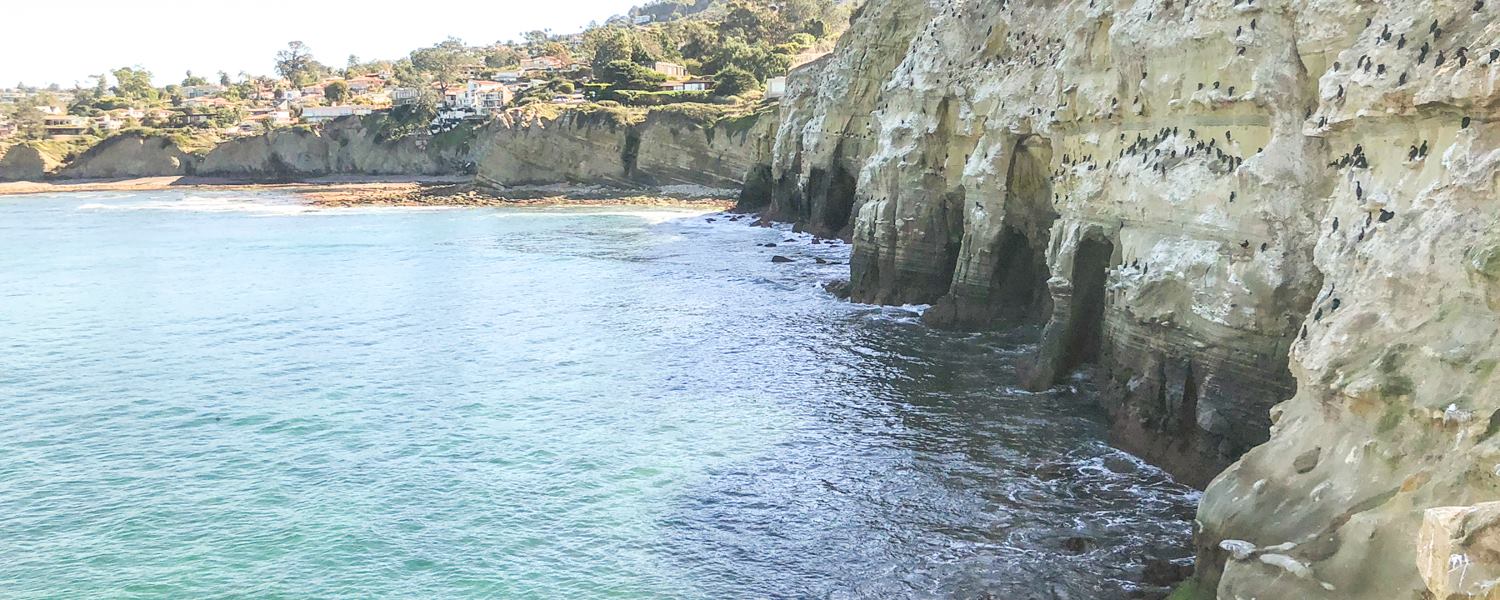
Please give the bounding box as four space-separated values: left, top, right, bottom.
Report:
0 191 1196 599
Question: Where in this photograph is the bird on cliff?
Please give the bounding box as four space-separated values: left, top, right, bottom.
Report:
1477 0 1486 10
1463 116 1473 128
1419 43 1431 63
1252 18 1258 30
1408 145 1419 160
1459 47 1469 67
1399 72 1408 85
1332 217 1340 231
1356 181 1364 199
1491 49 1500 63
1398 34 1407 49
1378 209 1395 223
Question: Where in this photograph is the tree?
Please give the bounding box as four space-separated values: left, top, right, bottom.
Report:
410 38 476 88
182 71 209 87
324 80 351 104
586 28 656 75
599 60 666 91
484 46 523 68
275 41 317 86
218 71 232 86
713 65 758 96
111 67 158 102
538 41 572 62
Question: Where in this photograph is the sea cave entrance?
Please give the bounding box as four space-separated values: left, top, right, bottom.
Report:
1061 235 1113 374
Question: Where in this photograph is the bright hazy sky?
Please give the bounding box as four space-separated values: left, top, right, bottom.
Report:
3 0 643 88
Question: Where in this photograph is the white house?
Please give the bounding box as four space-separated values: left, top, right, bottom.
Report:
390 87 421 106
301 105 374 123
766 76 787 100
681 78 713 92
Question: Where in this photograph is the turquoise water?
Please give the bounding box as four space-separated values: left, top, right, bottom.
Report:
0 191 1196 599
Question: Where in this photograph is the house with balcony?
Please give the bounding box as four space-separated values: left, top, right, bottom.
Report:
43 115 89 138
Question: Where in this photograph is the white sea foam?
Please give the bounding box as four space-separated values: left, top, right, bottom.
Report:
77 195 315 216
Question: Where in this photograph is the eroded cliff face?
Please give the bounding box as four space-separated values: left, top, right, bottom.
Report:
472 109 772 191
6 117 469 182
54 133 201 179
759 0 1500 597
199 117 467 178
0 144 62 181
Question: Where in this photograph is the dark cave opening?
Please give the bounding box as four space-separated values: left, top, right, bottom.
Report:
1062 236 1113 374
990 135 1057 322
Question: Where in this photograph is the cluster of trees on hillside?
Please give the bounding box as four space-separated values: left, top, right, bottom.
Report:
580 0 847 98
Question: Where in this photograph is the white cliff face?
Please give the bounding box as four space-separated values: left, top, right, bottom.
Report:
758 0 1500 597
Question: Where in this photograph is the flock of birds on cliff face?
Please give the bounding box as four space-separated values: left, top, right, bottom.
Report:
821 0 1496 288
1315 4 1491 133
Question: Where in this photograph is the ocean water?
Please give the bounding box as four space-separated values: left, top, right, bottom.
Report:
0 191 1197 599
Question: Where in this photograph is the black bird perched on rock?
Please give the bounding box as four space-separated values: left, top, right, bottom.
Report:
1398 34 1406 49
1379 209 1395 222
1420 140 1429 156
1399 72 1408 85
1332 217 1340 231
1356 181 1364 199
1436 51 1446 67
1463 116 1473 128
1240 240 1250 249
1409 145 1419 160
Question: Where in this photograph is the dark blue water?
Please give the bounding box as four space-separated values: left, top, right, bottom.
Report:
0 191 1195 599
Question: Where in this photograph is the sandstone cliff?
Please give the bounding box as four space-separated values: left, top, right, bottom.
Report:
744 0 1500 597
198 117 467 177
6 117 470 182
472 107 772 190
0 143 63 181
53 132 201 179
